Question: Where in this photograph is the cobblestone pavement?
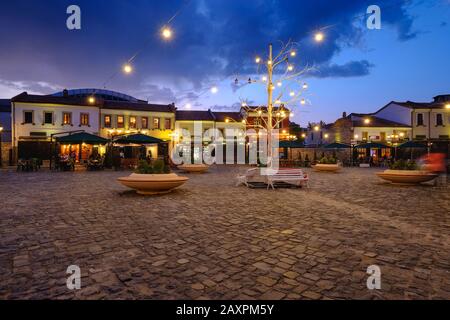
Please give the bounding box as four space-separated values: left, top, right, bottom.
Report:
0 166 449 300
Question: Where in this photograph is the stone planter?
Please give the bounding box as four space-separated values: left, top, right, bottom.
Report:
117 173 188 195
177 164 209 173
376 169 438 185
313 163 341 173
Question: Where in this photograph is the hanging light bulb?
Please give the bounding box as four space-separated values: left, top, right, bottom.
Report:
302 83 308 89
275 100 281 104
258 110 262 115
234 78 239 85
289 91 295 97
290 51 296 57
267 60 272 65
277 81 282 87
88 96 96 104
255 57 261 63
301 98 306 105
289 112 294 117
123 64 133 74
241 102 247 107
287 65 294 71
161 26 173 40
211 86 218 94
314 32 324 42
248 78 252 84
262 76 267 82
185 103 192 109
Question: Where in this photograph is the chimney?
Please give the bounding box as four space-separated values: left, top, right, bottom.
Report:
342 111 347 118
62 89 69 97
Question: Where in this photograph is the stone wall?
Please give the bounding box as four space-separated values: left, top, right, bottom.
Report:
1 142 11 166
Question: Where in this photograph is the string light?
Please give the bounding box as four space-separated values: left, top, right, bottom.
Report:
123 64 133 74
314 32 324 42
267 60 272 65
301 98 306 105
161 27 173 40
211 86 218 94
287 65 294 71
262 76 267 82
277 81 282 87
314 125 320 131
275 100 281 104
289 112 294 117
185 103 192 109
302 83 308 89
289 91 295 97
290 51 296 57
255 57 261 63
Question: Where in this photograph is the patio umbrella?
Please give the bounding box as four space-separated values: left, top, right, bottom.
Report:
354 142 389 149
114 133 163 145
397 141 427 149
56 132 109 145
323 142 351 149
398 140 427 160
278 141 304 148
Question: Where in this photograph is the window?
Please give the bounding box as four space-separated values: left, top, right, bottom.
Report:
44 111 53 124
80 113 90 126
436 114 443 126
153 117 160 129
164 118 171 130
24 111 33 124
362 132 369 141
380 132 386 141
104 115 111 128
310 132 314 140
417 113 424 126
129 116 137 129
117 115 124 128
141 117 148 129
63 112 72 125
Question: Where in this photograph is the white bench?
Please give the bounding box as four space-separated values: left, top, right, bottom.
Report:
266 168 309 190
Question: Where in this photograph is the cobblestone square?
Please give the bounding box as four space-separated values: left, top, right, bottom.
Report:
0 166 449 299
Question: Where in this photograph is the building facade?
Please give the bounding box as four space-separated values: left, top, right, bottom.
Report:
0 99 12 166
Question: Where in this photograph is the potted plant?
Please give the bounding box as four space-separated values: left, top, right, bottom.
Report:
376 160 438 185
117 160 188 195
313 156 341 172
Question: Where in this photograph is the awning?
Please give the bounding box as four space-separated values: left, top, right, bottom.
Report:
56 132 109 145
397 141 427 149
114 133 163 145
323 142 351 149
355 142 389 149
278 141 304 148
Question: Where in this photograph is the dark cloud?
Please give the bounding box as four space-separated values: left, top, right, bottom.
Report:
308 60 374 78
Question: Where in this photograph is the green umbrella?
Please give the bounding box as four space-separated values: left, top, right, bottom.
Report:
56 132 109 145
114 133 163 145
397 141 426 149
323 142 351 149
278 141 304 148
354 142 389 149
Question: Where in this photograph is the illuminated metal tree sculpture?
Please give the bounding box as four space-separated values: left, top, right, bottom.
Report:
234 41 315 165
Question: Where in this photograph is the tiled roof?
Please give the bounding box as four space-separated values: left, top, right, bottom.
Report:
213 112 243 122
176 110 215 121
102 100 175 113
352 116 410 128
11 92 175 112
0 99 10 112
12 92 101 107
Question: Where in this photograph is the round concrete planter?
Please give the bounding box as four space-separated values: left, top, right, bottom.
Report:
376 169 438 185
117 173 188 195
177 164 209 173
313 163 341 173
